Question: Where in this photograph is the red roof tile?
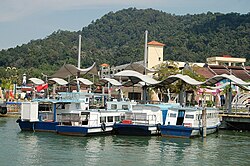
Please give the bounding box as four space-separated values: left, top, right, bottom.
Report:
147 41 165 46
195 68 215 79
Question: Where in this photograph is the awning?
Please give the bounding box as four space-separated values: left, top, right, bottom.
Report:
48 78 68 85
156 74 250 91
28 78 44 85
74 78 93 86
101 78 122 86
114 70 159 85
204 74 250 86
158 74 203 86
50 62 98 78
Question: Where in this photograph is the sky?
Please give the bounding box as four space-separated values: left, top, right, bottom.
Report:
0 0 249 50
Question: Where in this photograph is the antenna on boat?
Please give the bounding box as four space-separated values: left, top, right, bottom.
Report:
77 35 82 92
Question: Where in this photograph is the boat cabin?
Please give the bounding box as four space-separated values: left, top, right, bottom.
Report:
59 110 125 127
165 107 219 127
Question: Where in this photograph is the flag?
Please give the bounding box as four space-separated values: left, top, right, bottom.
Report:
36 83 48 92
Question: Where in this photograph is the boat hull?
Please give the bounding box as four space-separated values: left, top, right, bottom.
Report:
160 125 219 138
113 123 160 136
56 125 113 136
16 119 58 132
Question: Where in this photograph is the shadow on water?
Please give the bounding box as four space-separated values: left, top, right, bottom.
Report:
0 117 8 127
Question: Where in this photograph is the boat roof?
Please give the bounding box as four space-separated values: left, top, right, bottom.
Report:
146 103 181 110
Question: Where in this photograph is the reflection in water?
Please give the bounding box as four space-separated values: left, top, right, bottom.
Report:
0 117 7 127
1 118 250 166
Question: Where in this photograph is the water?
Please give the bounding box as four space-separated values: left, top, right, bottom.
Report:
1 117 249 166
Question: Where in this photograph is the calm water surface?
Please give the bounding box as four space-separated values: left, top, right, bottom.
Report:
0 117 249 166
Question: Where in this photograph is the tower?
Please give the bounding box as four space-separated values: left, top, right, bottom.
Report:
147 41 165 69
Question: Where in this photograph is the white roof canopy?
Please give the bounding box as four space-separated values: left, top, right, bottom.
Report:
48 78 68 85
74 78 93 86
114 70 159 85
158 74 203 86
114 71 250 91
101 78 122 86
157 74 250 91
28 78 44 85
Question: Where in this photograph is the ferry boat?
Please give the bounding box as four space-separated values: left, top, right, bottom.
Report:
56 110 124 136
55 99 136 136
16 92 136 135
113 104 177 136
160 106 221 138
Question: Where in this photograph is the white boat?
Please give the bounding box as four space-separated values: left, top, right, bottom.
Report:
160 106 221 138
113 104 177 136
55 99 137 136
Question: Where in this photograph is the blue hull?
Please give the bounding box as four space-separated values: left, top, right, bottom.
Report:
160 125 193 138
17 119 58 132
113 123 160 136
160 125 219 138
56 125 88 136
56 125 112 136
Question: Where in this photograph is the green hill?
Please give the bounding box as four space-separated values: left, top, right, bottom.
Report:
0 8 249 78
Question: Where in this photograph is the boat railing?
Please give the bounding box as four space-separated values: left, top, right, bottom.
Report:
124 113 157 125
58 92 90 101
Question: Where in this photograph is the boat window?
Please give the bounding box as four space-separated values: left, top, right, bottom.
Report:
115 116 120 122
111 104 117 109
185 114 194 119
107 116 113 122
170 113 176 118
100 116 106 123
122 105 129 110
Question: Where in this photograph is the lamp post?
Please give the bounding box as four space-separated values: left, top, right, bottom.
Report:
41 73 48 98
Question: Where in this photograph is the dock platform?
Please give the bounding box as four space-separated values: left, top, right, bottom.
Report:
219 112 250 130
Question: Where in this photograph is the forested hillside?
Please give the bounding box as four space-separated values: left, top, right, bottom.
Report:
0 8 249 77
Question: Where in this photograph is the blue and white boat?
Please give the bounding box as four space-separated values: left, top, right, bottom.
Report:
16 92 91 132
160 106 221 138
16 92 136 136
113 104 177 136
56 110 124 136
55 99 136 136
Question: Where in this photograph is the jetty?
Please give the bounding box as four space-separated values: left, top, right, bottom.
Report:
219 112 250 130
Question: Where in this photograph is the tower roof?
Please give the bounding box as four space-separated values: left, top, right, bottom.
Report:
147 40 165 46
